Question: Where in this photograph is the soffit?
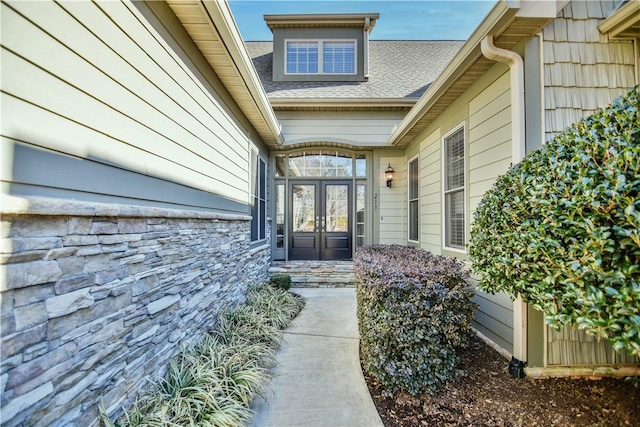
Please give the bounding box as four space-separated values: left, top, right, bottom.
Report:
599 1 640 40
166 0 283 149
391 8 552 147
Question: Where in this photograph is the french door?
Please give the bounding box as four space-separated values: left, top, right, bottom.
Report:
289 181 352 260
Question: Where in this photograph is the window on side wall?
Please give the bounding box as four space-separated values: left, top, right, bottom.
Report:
250 149 266 243
443 125 465 251
408 156 419 243
286 40 356 75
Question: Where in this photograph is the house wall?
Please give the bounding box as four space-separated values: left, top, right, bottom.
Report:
535 0 640 368
1 1 271 425
277 111 406 147
467 72 515 354
542 0 637 141
376 153 407 245
1 0 266 213
397 62 515 354
0 203 270 426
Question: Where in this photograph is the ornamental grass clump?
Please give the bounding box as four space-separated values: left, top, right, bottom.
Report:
469 86 640 357
354 245 476 397
102 283 304 427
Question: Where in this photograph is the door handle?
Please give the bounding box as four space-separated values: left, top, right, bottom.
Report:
321 216 326 232
315 216 320 232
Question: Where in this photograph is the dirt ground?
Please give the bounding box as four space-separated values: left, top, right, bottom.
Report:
364 334 640 427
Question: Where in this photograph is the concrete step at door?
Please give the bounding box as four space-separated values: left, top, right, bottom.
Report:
269 261 356 288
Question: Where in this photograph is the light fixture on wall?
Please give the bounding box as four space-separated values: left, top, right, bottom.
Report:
385 163 395 188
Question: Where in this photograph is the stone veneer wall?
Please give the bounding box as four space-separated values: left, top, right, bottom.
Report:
0 197 270 426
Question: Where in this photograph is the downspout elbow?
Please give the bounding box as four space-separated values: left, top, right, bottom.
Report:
481 35 522 69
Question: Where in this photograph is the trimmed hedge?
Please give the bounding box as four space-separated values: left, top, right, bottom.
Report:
469 86 640 356
354 245 476 396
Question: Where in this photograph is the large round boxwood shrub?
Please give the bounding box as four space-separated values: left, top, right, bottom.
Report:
469 86 640 356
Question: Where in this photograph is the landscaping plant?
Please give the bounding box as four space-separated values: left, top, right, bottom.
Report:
269 273 292 291
469 86 640 356
101 283 304 426
354 245 476 396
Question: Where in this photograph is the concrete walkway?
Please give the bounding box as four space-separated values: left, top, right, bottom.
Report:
249 288 383 427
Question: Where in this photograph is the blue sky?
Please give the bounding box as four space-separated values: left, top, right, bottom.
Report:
228 0 497 41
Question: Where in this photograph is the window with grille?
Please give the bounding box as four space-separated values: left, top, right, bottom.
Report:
250 149 266 242
286 40 356 75
443 126 465 250
408 156 419 242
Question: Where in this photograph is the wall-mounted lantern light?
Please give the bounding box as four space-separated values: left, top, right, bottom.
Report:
385 163 395 188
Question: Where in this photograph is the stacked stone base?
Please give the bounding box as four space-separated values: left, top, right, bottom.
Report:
0 197 270 426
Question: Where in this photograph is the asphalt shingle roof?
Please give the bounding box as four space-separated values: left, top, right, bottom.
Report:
245 40 464 100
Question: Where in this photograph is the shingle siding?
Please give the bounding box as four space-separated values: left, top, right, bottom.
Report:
542 0 636 141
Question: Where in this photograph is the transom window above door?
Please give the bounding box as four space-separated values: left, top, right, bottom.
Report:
283 151 366 178
286 40 356 75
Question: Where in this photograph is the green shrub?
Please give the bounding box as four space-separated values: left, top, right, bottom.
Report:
469 86 640 356
354 245 476 396
102 283 304 426
269 273 292 291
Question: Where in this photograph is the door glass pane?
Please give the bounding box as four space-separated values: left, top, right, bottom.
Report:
276 184 285 248
325 185 348 232
292 185 315 232
356 184 365 247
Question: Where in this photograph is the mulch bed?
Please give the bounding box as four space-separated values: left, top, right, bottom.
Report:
364 334 640 426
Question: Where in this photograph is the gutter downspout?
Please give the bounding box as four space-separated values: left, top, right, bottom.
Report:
480 34 528 371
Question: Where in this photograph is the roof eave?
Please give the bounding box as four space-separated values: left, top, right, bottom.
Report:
598 1 640 40
264 13 380 30
269 98 417 109
388 0 553 147
167 0 284 149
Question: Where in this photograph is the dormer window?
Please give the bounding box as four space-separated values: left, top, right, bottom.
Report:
265 13 377 82
285 40 356 75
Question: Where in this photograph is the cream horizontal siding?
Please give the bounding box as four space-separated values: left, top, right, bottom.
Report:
278 111 406 147
419 128 441 254
542 0 636 141
1 0 254 211
378 155 406 244
473 287 514 354
466 71 515 355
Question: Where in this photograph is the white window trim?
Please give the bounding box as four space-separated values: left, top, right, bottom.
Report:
284 39 358 75
250 146 267 244
441 123 467 253
407 155 419 244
